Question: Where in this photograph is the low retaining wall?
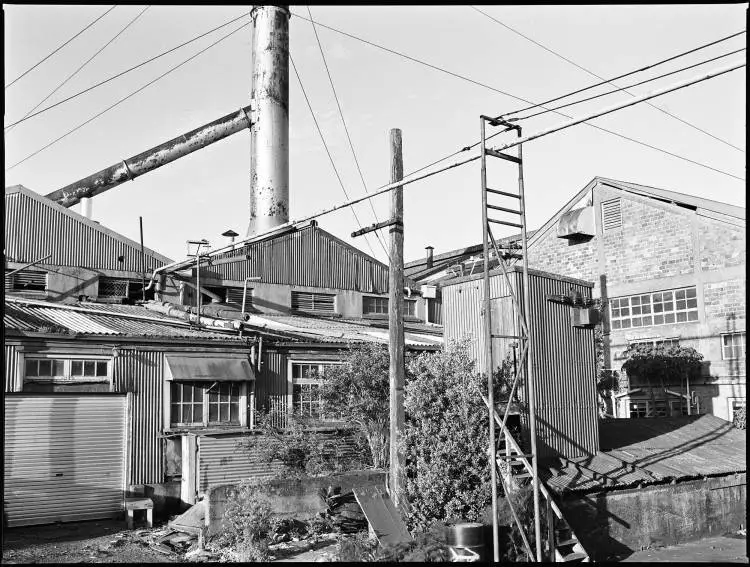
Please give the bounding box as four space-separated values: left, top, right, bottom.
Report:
559 472 746 560
204 469 386 536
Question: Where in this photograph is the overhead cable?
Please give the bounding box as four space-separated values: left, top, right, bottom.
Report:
289 53 382 260
307 6 390 260
6 6 151 134
5 5 117 90
4 10 252 130
5 21 250 172
471 6 745 152
289 11 744 181
512 48 746 122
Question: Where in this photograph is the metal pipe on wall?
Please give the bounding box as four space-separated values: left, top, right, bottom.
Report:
247 5 290 237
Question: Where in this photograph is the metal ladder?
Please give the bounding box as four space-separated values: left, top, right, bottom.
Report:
479 115 589 563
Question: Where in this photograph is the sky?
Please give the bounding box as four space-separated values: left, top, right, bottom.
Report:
3 4 747 266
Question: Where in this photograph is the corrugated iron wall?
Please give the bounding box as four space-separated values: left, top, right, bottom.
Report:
5 344 19 392
203 226 389 293
5 190 168 271
198 434 284 491
113 349 164 485
255 349 288 427
442 268 599 460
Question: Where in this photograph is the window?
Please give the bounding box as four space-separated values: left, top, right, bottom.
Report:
363 296 417 317
225 287 246 306
610 287 698 330
363 296 389 315
601 199 622 231
24 357 110 392
292 291 335 314
629 338 680 350
5 270 47 294
722 332 746 360
98 277 154 302
290 362 340 420
654 400 669 417
170 381 241 426
629 400 649 418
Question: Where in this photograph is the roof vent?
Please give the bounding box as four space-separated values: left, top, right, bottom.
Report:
557 206 595 239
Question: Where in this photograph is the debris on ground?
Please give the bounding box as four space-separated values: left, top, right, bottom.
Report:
318 486 368 534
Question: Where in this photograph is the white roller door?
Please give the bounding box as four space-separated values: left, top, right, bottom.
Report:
4 394 126 527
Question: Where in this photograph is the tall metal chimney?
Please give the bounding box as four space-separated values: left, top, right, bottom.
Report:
425 245 434 269
247 5 290 237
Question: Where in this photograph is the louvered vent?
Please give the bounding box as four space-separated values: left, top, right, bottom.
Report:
291 291 335 314
601 199 622 231
5 270 47 293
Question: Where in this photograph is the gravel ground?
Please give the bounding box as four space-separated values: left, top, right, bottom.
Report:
2 519 186 564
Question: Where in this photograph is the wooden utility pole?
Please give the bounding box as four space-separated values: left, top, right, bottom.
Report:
388 128 405 507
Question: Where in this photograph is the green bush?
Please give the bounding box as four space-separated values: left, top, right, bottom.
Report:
212 479 273 561
733 405 746 429
401 339 511 532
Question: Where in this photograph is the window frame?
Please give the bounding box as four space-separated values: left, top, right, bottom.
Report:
363 295 389 315
22 355 112 390
169 381 244 428
728 397 746 421
721 331 746 360
610 286 698 330
287 360 343 422
163 357 251 431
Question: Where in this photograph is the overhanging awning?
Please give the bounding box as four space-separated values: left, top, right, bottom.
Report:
165 356 255 382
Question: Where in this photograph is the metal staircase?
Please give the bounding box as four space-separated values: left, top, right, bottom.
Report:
479 115 590 563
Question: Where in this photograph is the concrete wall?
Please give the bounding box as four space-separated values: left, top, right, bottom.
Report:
559 473 747 560
204 470 386 536
526 180 746 419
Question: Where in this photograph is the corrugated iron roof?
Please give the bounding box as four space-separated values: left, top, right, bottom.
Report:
244 313 443 348
541 415 746 494
4 300 240 341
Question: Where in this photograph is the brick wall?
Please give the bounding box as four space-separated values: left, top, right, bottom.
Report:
527 223 599 284
699 217 745 271
603 196 694 286
704 278 746 322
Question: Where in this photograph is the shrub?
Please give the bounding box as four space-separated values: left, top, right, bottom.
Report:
212 479 273 561
733 405 746 430
401 339 511 532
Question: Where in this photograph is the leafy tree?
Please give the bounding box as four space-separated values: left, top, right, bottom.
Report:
320 342 395 469
401 339 512 532
594 306 620 418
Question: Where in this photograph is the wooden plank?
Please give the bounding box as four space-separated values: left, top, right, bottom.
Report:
352 485 412 546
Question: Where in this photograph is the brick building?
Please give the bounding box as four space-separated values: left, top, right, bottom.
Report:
526 177 745 421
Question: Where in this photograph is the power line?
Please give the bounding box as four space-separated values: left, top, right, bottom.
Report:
307 6 390 260
470 6 745 153
290 11 743 182
513 48 746 122
5 5 117 90
4 10 252 130
289 53 381 260
5 21 250 173
6 6 151 134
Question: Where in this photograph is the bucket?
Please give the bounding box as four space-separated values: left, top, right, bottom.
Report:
446 522 489 561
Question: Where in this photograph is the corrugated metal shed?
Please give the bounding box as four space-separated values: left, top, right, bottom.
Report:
200 223 418 292
442 265 599 461
542 415 747 494
4 300 240 340
4 185 172 271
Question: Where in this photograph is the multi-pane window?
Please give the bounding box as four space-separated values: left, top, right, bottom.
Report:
292 291 335 314
629 400 648 418
363 296 389 315
610 287 698 330
363 296 418 317
629 338 680 350
24 358 110 392
170 381 240 426
5 270 47 293
290 362 340 420
721 332 746 360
